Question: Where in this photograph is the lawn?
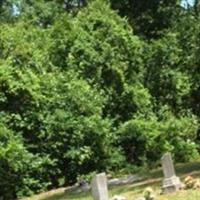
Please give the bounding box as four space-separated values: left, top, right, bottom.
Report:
38 187 200 200
24 161 200 200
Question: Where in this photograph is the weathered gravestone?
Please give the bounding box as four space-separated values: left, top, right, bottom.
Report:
91 172 109 200
161 153 182 193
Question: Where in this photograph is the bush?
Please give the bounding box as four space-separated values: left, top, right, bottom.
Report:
118 109 199 165
0 122 53 199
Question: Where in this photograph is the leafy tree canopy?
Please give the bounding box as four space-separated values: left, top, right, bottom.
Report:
0 0 200 199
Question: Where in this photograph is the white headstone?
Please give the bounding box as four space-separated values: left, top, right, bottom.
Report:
91 173 109 200
161 153 182 193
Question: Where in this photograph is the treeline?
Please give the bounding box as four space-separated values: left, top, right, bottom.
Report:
0 0 200 199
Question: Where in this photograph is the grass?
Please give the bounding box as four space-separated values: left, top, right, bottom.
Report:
24 161 200 200
31 185 200 200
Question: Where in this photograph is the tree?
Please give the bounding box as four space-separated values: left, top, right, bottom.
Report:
0 0 199 198
194 0 200 14
0 0 15 21
110 0 181 38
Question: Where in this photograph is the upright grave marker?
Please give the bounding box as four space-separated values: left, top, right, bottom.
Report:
161 153 182 193
91 172 109 200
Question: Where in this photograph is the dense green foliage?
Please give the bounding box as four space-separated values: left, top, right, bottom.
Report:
0 0 200 199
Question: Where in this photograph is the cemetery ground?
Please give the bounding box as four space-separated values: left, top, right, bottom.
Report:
24 161 200 200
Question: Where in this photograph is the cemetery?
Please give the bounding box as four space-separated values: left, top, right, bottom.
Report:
1 1 200 200
24 154 200 200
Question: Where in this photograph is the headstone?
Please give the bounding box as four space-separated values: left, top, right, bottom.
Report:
161 153 182 193
91 172 109 200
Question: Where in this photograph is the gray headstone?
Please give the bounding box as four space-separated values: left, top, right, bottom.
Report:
161 153 182 193
162 153 176 178
91 173 109 200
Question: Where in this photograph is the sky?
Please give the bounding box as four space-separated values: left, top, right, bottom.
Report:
188 0 195 4
181 0 195 7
